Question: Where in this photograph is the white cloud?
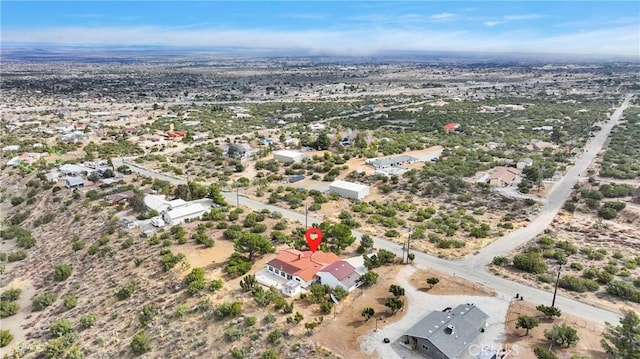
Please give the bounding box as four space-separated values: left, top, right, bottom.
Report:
2 24 638 57
278 13 327 20
483 21 504 27
503 14 545 21
430 13 455 20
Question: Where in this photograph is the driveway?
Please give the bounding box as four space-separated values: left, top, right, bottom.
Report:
360 266 509 359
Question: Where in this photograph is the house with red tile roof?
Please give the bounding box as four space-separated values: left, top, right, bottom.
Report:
443 122 460 132
317 260 361 292
265 249 341 296
488 166 521 187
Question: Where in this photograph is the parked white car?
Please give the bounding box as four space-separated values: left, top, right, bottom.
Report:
150 216 165 228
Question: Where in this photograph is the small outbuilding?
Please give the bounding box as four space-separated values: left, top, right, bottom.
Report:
273 150 304 164
64 177 85 189
329 180 369 200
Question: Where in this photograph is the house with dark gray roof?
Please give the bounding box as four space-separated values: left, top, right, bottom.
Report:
64 176 85 189
403 304 488 359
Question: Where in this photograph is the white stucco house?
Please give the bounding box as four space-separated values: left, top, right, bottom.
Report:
264 249 341 296
317 260 362 292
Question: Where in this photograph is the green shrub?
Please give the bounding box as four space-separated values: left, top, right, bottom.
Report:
7 251 28 262
50 319 74 338
139 304 157 326
0 329 13 347
130 331 151 355
224 327 245 342
0 301 19 318
492 256 508 266
63 294 78 310
115 280 137 300
263 313 277 324
569 263 584 271
606 280 640 303
267 329 283 344
513 252 547 274
558 275 599 293
0 288 21 302
32 293 57 311
214 301 242 319
53 263 73 281
80 313 97 328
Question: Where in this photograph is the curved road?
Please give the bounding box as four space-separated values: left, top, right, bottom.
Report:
114 93 633 326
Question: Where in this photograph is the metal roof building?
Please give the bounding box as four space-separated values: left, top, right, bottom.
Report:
403 304 488 359
329 180 369 200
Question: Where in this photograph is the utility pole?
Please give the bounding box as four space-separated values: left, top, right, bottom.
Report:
305 202 308 228
406 226 413 264
552 264 562 307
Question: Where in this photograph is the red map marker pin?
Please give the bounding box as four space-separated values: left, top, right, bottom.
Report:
305 227 323 253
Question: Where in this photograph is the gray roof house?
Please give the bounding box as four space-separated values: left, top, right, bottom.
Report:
64 177 85 189
366 155 418 169
403 304 489 359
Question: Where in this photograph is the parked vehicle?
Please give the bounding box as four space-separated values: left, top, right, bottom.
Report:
151 216 165 227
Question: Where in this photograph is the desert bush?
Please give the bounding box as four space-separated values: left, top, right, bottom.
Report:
53 263 73 281
492 256 508 266
209 279 223 292
513 252 547 274
558 275 599 293
0 329 13 347
1 288 21 302
263 313 277 324
606 280 640 303
130 331 151 355
115 280 137 300
224 327 245 342
32 293 57 311
569 263 583 271
63 294 78 310
80 313 97 328
185 268 206 295
139 304 158 326
50 319 74 338
225 253 252 277
214 301 242 319
0 301 19 318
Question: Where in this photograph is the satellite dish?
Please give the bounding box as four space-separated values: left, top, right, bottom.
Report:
330 294 339 304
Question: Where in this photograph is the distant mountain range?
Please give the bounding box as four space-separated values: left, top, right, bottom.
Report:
1 43 637 64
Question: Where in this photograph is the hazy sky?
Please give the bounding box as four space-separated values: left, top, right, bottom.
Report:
2 1 639 57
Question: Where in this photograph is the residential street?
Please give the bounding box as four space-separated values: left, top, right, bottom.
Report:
113 94 633 326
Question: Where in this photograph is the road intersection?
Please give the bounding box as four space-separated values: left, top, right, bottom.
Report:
114 93 633 325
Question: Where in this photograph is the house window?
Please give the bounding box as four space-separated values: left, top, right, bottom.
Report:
422 344 429 351
268 266 273 272
287 274 292 280
295 278 301 282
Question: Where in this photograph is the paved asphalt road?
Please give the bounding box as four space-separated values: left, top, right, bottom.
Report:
113 94 633 325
